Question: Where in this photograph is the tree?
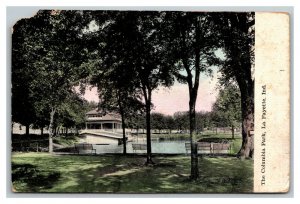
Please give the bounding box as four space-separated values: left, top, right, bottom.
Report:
212 84 241 139
56 93 90 136
163 12 220 179
33 103 50 136
195 111 211 133
90 11 175 164
132 12 175 164
127 113 146 134
151 113 166 133
173 111 189 132
165 115 175 134
89 11 146 155
12 17 42 136
212 12 255 158
12 10 91 152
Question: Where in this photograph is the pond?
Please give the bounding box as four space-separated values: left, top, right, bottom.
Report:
92 140 189 154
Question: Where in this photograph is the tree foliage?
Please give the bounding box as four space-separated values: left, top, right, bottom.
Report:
150 113 166 133
12 10 91 151
212 84 241 138
212 12 255 158
88 11 176 163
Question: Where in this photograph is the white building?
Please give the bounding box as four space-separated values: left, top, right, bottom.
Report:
85 109 122 132
80 109 125 145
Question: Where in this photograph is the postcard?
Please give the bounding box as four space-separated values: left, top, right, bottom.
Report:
10 9 290 193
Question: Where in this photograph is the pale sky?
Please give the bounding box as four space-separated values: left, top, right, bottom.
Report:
152 73 219 115
83 71 220 116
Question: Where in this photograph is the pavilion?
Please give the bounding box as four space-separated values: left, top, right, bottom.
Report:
85 109 122 132
79 109 124 145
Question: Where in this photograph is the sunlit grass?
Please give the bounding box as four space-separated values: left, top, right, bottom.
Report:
12 152 253 193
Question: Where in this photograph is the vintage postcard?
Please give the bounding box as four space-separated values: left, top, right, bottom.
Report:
10 9 290 193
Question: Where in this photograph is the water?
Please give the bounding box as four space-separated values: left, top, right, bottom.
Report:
92 141 189 154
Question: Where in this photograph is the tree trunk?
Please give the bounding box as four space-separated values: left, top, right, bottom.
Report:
220 13 255 159
145 98 154 165
141 85 154 165
120 109 127 155
238 94 254 158
189 99 199 180
231 125 235 139
48 108 56 153
186 19 201 180
25 124 29 136
41 127 43 136
117 92 127 155
65 128 68 137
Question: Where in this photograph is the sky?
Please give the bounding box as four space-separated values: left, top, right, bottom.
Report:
83 70 220 116
151 73 219 115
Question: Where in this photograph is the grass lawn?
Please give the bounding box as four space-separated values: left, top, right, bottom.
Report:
12 153 253 193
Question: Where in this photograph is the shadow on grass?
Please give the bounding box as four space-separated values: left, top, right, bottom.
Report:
12 163 61 192
56 156 252 193
196 157 253 193
12 154 253 193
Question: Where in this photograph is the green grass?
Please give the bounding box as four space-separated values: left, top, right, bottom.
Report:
12 153 253 193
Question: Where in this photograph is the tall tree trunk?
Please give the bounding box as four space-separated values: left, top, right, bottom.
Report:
141 85 154 165
117 92 127 155
65 128 68 137
120 109 127 155
221 13 254 159
238 93 254 158
231 124 235 139
189 99 199 180
41 127 43 136
25 124 29 136
48 108 56 153
145 98 154 164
